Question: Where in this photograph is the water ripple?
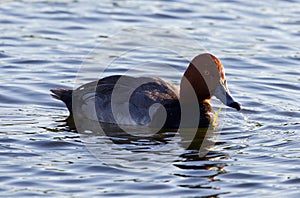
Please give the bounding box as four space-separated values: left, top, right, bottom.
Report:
0 0 299 197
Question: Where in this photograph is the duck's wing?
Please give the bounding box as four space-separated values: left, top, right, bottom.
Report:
94 75 180 126
128 79 180 126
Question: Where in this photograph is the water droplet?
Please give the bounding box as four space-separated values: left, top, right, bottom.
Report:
240 111 248 121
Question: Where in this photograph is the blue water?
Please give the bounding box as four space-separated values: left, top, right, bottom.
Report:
1 0 300 197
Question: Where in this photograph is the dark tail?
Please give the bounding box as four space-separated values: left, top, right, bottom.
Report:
50 88 73 114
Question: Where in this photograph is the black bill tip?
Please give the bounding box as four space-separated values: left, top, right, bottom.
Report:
228 101 241 111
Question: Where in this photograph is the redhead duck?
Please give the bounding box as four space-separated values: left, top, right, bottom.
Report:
51 53 241 128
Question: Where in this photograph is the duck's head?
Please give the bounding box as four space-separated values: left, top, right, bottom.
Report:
180 53 241 111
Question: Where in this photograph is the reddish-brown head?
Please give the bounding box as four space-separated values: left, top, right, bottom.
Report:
180 53 241 110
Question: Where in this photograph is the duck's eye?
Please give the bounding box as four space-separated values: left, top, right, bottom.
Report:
204 70 210 75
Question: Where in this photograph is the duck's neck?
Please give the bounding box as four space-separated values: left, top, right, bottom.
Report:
176 98 213 128
179 63 211 104
200 99 213 115
198 99 214 127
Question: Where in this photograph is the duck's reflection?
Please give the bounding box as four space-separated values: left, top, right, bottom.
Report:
62 115 228 195
65 113 223 159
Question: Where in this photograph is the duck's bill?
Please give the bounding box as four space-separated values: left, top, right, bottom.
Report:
214 81 241 111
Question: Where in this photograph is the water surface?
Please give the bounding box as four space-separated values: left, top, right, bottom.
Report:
0 0 299 197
